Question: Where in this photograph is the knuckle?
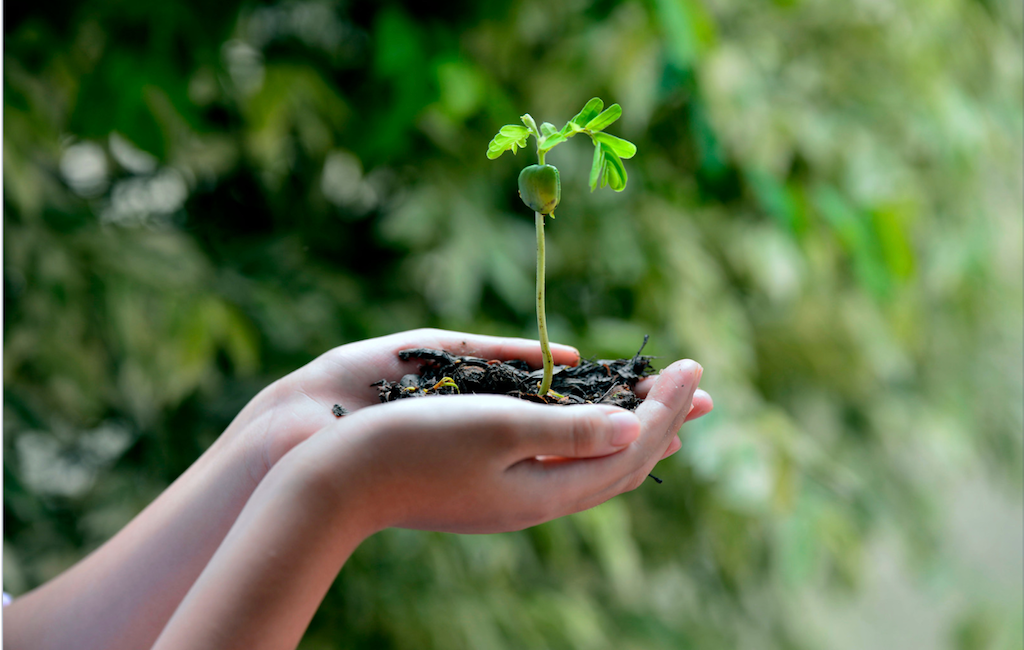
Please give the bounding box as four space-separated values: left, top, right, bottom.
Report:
570 411 601 457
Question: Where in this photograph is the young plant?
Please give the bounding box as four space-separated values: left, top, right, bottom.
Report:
487 98 638 396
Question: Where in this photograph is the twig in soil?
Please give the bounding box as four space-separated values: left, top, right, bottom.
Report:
635 334 650 357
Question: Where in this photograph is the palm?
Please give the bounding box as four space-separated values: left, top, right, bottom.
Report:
225 329 583 470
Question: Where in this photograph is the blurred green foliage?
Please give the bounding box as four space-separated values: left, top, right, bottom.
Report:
4 0 1022 648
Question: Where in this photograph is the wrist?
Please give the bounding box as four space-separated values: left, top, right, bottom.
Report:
273 414 391 541
222 379 319 487
152 438 376 650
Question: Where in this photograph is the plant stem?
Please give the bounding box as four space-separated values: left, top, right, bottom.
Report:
533 148 555 396
535 209 554 396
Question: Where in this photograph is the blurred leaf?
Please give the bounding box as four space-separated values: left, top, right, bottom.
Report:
813 185 892 297
437 61 486 121
747 169 800 233
652 0 718 68
871 203 917 281
373 7 422 78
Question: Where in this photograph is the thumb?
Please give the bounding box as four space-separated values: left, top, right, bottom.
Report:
516 404 640 460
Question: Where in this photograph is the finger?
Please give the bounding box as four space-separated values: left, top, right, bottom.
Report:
318 329 580 400
574 365 701 505
635 374 709 404
509 360 702 510
651 389 712 465
656 389 713 462
351 395 637 463
659 435 682 460
390 328 580 369
633 376 655 398
634 383 712 420
685 390 713 423
513 405 640 460
632 360 702 459
573 360 701 502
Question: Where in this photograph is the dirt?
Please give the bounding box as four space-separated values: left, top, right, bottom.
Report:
370 336 655 408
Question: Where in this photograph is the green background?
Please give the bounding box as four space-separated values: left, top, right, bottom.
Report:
4 0 1022 647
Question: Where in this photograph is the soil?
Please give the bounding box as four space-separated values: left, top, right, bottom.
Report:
370 336 654 408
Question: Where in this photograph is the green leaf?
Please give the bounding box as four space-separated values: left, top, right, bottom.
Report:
487 133 528 159
592 132 637 159
558 120 580 137
499 124 530 138
585 104 622 132
539 132 566 152
540 122 558 137
589 145 605 192
571 97 604 127
601 143 627 191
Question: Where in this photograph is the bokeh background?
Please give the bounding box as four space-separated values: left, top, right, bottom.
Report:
4 0 1022 648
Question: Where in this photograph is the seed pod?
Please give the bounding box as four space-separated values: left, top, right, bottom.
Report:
517 164 561 214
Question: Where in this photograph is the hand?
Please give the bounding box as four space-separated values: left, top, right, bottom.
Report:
152 360 707 650
221 328 583 479
292 358 707 534
8 324 710 650
6 331 577 650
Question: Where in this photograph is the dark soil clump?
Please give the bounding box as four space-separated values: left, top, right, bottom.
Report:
370 337 655 410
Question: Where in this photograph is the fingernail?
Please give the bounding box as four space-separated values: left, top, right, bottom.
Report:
608 411 640 447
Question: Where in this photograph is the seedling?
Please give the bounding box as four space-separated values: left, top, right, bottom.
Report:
487 98 638 396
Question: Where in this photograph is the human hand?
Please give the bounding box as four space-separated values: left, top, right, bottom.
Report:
150 359 708 650
289 359 706 535
222 328 583 479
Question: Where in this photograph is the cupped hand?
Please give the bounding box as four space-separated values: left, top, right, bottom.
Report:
635 372 713 461
291 359 706 535
222 328 582 478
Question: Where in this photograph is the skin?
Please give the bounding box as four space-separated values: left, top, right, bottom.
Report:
3 329 711 650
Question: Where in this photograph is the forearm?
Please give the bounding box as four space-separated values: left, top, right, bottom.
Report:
3 430 268 650
151 448 372 650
